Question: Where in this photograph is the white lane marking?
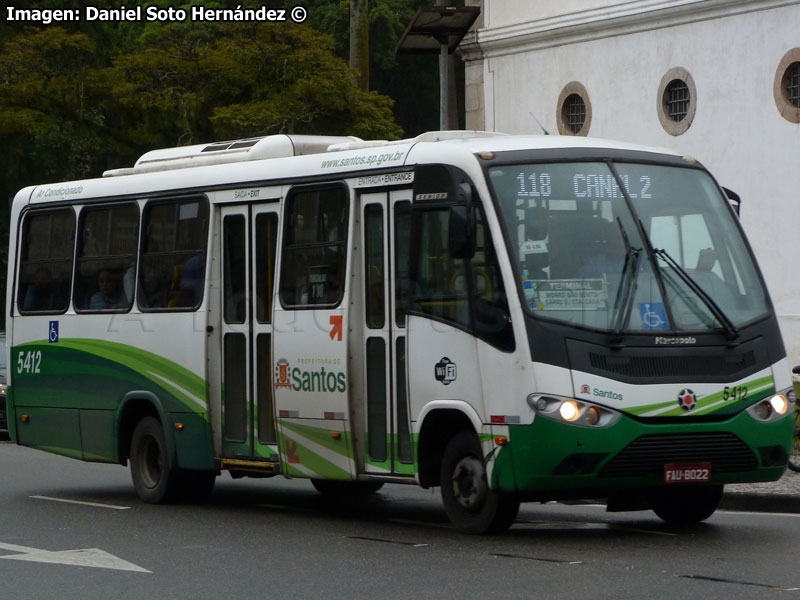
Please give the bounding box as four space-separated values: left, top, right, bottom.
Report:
0 542 150 572
31 495 131 510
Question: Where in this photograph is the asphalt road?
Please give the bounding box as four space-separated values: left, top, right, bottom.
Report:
2 440 799 600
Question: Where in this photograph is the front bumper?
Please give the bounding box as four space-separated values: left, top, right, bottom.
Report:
492 408 793 500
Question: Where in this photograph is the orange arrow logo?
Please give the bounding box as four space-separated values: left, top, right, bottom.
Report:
329 315 343 341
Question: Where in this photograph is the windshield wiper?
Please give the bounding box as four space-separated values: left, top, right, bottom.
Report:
652 247 739 340
611 218 642 345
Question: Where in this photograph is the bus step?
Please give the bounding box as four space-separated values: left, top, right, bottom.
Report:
221 459 281 476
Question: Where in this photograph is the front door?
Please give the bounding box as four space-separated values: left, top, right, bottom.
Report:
271 184 355 480
220 203 280 460
360 190 415 475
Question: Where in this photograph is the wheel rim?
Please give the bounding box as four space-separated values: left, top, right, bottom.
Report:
139 434 163 490
450 455 488 512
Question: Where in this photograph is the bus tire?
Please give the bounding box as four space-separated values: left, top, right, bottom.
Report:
649 484 723 525
130 416 180 504
311 479 384 496
439 431 519 534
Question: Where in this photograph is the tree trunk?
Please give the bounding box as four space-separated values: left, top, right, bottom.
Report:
350 0 369 91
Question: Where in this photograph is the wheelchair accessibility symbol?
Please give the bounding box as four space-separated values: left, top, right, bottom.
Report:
638 303 668 329
49 320 59 343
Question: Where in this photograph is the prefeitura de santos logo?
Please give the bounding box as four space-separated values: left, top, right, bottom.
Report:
274 358 346 392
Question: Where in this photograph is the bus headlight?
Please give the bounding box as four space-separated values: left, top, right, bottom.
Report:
559 400 580 422
746 390 792 422
770 394 788 415
527 394 621 428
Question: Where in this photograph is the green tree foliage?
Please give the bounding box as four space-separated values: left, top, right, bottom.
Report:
108 20 402 147
0 27 110 187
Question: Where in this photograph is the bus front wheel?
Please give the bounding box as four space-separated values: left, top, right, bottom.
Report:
439 431 519 534
649 484 723 525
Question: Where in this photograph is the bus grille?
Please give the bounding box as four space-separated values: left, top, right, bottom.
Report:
588 351 756 379
599 433 757 477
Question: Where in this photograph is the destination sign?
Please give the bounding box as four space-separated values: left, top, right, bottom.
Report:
530 278 608 311
515 170 652 200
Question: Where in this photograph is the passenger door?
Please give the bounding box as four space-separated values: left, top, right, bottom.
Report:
271 184 356 480
359 190 415 475
219 203 280 461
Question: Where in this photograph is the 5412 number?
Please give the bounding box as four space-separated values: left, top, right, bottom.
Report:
722 385 747 401
17 350 42 374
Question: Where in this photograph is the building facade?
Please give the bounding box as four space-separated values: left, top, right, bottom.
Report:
460 0 800 363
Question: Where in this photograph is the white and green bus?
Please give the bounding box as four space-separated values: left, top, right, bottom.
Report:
6 131 795 533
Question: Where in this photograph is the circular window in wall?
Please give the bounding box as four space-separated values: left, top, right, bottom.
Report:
774 48 800 123
557 82 591 136
657 67 697 136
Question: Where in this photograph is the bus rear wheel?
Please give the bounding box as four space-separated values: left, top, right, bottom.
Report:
130 416 181 503
440 431 519 534
649 484 723 525
130 417 216 503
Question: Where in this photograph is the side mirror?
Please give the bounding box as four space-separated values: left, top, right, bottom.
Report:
723 187 741 216
449 203 475 259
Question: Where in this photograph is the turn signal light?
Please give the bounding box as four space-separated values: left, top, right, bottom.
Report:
494 436 509 446
21 414 30 424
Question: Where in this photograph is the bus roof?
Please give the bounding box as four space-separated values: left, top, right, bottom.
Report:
17 131 686 206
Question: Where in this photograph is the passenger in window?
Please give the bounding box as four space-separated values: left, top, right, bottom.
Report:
89 269 120 309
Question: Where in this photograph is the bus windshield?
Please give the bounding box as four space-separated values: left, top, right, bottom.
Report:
488 161 770 333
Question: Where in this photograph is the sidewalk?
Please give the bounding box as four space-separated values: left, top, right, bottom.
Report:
721 468 800 513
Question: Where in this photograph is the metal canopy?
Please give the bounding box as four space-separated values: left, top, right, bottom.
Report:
396 6 480 130
396 6 480 54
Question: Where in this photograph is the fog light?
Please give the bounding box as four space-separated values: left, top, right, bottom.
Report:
769 394 788 415
559 401 580 422
754 401 773 420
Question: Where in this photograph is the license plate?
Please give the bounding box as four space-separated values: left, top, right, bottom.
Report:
664 462 712 483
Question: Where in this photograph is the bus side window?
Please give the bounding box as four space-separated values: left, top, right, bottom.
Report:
279 185 348 308
410 207 470 328
138 198 209 311
73 203 139 312
409 205 514 351
18 209 75 314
